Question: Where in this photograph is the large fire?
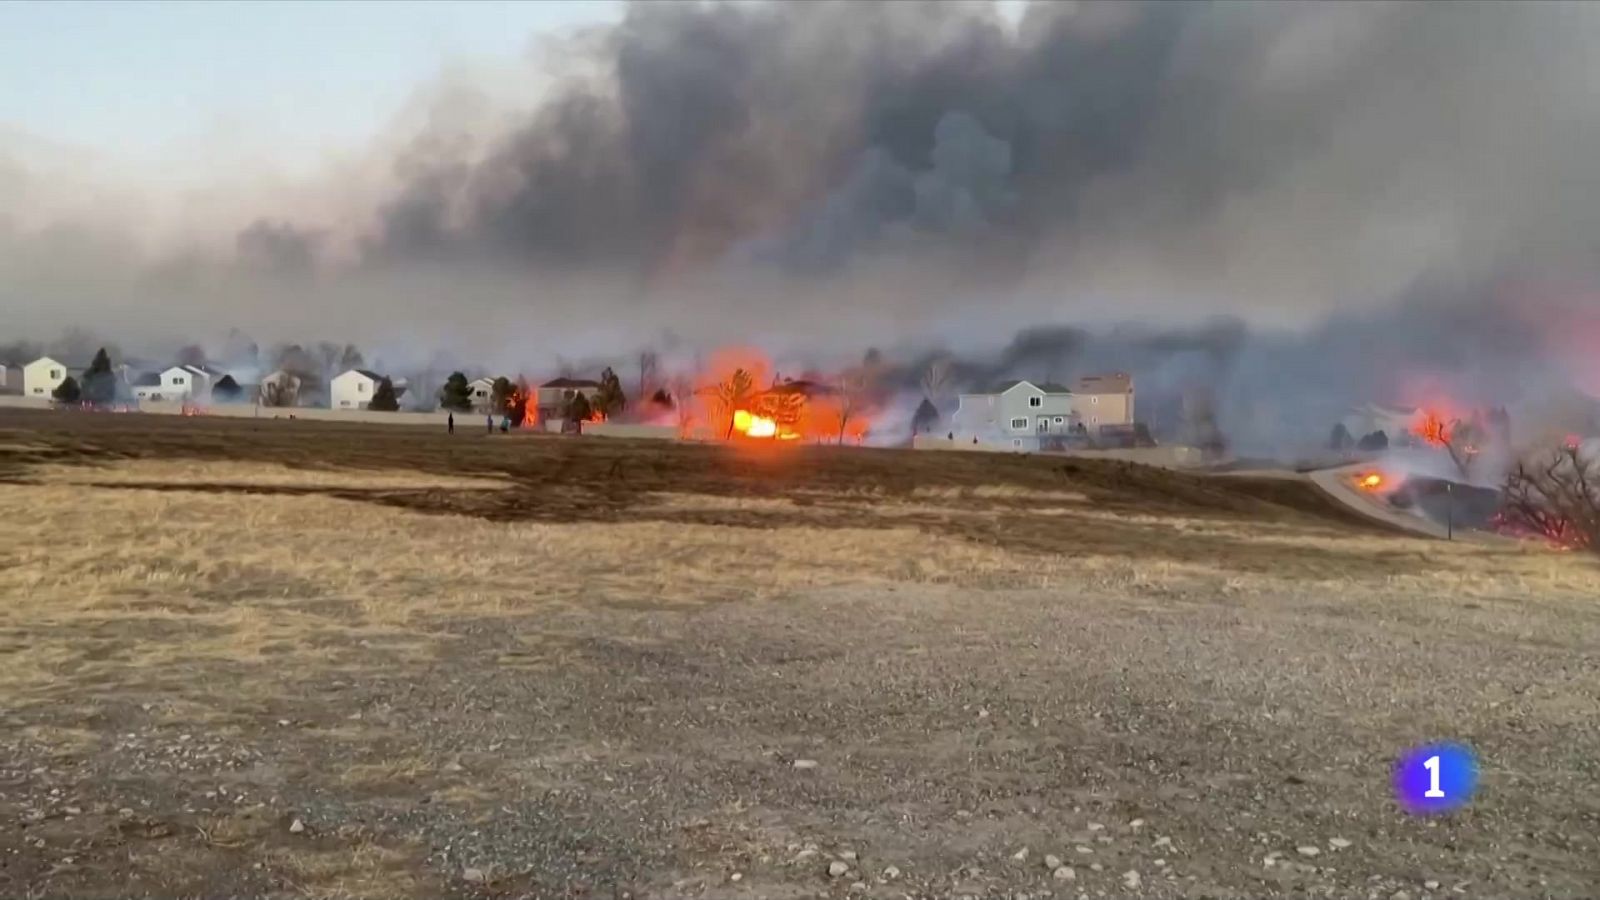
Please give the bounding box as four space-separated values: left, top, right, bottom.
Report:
689 346 879 445
1413 410 1452 447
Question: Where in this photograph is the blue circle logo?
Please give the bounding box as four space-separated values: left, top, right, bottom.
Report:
1393 743 1477 814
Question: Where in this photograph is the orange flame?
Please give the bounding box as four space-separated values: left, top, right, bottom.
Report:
1358 472 1384 490
1413 410 1451 447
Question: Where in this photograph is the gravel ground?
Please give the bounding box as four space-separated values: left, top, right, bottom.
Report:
5 579 1599 899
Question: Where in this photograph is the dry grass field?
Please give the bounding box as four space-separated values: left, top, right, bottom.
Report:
1 409 1598 899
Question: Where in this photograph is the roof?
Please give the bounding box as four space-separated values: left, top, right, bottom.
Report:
1072 373 1133 394
990 379 1072 395
468 376 496 386
133 372 162 387
762 379 836 398
542 377 600 388
345 369 384 381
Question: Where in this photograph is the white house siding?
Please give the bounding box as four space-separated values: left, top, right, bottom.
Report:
23 357 71 397
330 370 380 410
158 366 209 401
952 381 1079 451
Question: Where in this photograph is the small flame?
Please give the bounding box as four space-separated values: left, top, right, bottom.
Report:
1359 472 1384 490
733 408 781 438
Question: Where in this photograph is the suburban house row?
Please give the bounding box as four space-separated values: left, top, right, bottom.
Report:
2 355 604 418
948 374 1139 451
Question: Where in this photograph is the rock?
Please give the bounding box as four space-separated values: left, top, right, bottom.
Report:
848 882 866 892
1129 819 1145 830
1329 837 1352 850
1425 881 1440 890
1152 836 1172 849
1044 854 1063 870
1012 847 1029 861
1087 822 1105 832
828 860 849 878
288 818 305 834
462 867 486 883
1053 865 1077 882
442 760 465 773
730 873 742 882
841 850 857 861
1089 863 1103 872
1297 846 1321 857
796 849 818 861
1075 845 1093 855
792 759 819 770
1391 892 1412 900
1122 870 1142 890
881 865 901 880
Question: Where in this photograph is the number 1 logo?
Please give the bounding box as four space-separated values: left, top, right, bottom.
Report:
1423 754 1445 798
1395 743 1476 814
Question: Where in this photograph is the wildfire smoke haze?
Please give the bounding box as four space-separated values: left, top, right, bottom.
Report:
7 2 1600 457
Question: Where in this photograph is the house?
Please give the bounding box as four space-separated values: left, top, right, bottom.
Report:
131 372 167 401
951 380 1081 451
156 364 215 401
535 377 601 422
22 356 77 398
1070 372 1135 431
468 377 497 414
0 362 22 395
331 369 384 410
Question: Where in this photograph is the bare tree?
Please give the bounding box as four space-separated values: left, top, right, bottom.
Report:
1498 442 1600 553
832 367 868 444
638 350 659 402
706 368 756 438
669 375 698 438
920 357 951 407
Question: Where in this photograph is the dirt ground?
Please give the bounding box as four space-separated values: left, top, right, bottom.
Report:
1 409 1597 899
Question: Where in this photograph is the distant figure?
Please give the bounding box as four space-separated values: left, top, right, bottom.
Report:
448 412 455 435
486 414 494 434
972 436 978 445
947 431 954 441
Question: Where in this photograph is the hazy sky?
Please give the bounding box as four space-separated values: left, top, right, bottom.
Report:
0 0 622 177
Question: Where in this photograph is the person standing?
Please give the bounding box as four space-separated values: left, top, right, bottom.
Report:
486 414 494 434
448 412 455 435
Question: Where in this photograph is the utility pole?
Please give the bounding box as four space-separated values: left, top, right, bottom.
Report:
1446 482 1454 541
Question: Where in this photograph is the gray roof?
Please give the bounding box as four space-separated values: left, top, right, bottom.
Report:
353 369 384 381
990 379 1072 395
1072 373 1133 394
542 377 600 388
133 372 162 387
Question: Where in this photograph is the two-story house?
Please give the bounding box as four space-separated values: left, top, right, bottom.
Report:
535 377 601 424
22 356 77 398
952 380 1080 451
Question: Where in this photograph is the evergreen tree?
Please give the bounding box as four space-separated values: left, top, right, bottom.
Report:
52 375 82 404
82 348 116 406
566 391 593 424
1357 429 1389 452
1329 422 1353 451
212 374 243 402
438 371 473 412
491 376 515 415
592 367 626 419
369 377 400 411
911 397 940 435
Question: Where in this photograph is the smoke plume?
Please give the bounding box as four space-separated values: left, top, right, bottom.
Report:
5 1 1600 453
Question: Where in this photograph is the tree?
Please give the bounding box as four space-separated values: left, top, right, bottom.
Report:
592 367 626 420
212 374 243 402
52 375 81 404
566 390 593 425
273 343 322 402
1329 422 1354 451
708 368 756 438
911 397 940 435
670 375 698 438
920 357 951 410
1498 441 1600 553
81 348 116 406
438 371 473 412
491 376 515 415
1357 429 1389 452
369 377 400 411
637 351 659 402
177 344 208 368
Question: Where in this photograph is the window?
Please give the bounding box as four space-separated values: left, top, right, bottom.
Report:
1010 417 1028 429
32 387 42 394
1091 396 1099 404
50 368 61 379
1037 419 1048 433
358 382 367 393
173 376 185 385
340 400 351 407
1013 439 1022 447
1053 416 1064 423
1028 396 1042 408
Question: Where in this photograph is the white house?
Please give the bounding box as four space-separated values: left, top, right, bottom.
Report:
468 377 496 413
155 364 214 401
0 362 22 395
331 368 402 410
22 356 74 398
952 380 1080 451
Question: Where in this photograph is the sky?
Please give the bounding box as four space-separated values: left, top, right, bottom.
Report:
0 0 623 178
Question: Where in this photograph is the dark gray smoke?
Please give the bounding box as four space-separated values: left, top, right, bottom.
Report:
6 1 1600 455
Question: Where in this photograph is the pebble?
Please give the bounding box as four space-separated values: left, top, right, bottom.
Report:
730 873 742 882
796 849 818 861
828 861 849 878
462 867 486 883
1075 845 1093 855
1089 863 1103 872
1129 819 1145 830
1053 865 1077 882
1425 881 1440 890
1122 870 1142 890
881 865 901 880
1329 837 1353 850
792 759 819 770
288 818 305 834
1012 847 1029 861
1044 855 1063 870
1087 822 1105 832
1297 846 1321 857
1391 892 1412 900
1152 836 1172 849
841 850 857 861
